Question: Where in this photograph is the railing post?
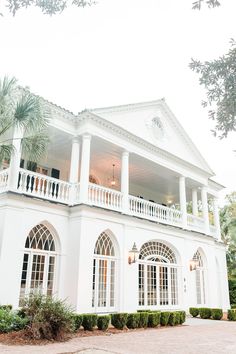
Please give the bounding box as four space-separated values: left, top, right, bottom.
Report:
69 137 80 205
201 186 210 235
8 126 24 191
192 188 198 217
121 151 129 213
213 197 221 241
79 134 91 204
179 176 187 228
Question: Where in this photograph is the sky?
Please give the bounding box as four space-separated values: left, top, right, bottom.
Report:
0 0 235 203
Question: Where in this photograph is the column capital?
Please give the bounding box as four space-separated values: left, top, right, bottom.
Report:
122 150 129 157
82 134 92 141
72 136 80 144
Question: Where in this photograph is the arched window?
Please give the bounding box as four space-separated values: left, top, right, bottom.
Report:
138 241 179 308
193 250 206 305
19 224 57 305
92 231 117 312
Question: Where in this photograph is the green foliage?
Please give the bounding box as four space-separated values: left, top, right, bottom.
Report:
228 309 236 321
211 308 223 320
231 304 236 309
178 311 186 324
192 0 221 10
0 76 49 164
0 305 13 311
190 41 236 138
72 314 83 330
0 308 28 333
189 307 199 317
137 309 151 312
21 293 74 340
160 311 171 326
199 308 212 319
97 315 110 331
138 312 149 328
6 0 94 16
126 313 140 329
111 313 128 330
147 312 161 328
82 314 98 331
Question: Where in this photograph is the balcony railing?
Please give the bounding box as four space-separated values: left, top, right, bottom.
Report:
0 168 218 238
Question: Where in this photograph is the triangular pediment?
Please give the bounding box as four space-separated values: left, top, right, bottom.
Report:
89 100 213 174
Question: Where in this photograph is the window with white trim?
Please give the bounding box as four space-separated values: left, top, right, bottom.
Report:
193 250 206 305
138 241 179 308
92 232 117 312
19 224 57 305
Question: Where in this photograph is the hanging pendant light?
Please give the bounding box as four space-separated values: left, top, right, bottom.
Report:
111 164 116 186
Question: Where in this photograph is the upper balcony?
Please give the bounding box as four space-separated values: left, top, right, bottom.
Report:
0 125 221 240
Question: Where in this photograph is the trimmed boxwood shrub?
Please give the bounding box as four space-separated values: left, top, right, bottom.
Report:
82 314 98 331
97 315 110 331
111 313 128 330
189 307 199 317
211 308 223 320
138 312 149 328
137 309 151 312
72 314 83 330
0 308 28 333
0 305 13 311
199 308 212 319
126 313 140 329
160 311 171 326
231 304 236 309
228 309 236 321
147 312 161 328
168 312 180 326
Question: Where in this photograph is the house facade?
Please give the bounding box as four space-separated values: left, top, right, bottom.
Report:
0 98 230 313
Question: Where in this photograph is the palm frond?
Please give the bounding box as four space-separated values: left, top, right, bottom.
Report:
0 144 14 163
21 132 50 162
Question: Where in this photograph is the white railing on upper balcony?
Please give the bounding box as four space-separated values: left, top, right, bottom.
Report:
0 168 9 192
88 183 123 211
187 214 205 233
210 224 217 237
129 195 182 226
18 169 71 203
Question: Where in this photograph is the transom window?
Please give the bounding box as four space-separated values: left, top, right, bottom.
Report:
138 241 179 308
92 231 117 312
19 224 57 305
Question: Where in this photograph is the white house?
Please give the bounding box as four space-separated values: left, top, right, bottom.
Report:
0 97 230 313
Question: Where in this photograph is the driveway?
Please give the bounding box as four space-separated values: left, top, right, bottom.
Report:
0 318 236 354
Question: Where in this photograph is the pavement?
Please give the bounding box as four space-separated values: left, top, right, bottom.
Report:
0 318 236 354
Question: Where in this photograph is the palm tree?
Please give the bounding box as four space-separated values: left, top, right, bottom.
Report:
0 76 49 166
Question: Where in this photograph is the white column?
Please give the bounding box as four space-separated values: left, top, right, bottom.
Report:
121 151 129 212
179 176 187 228
79 134 91 203
201 186 210 235
213 197 221 241
8 126 24 191
69 137 80 183
192 188 198 216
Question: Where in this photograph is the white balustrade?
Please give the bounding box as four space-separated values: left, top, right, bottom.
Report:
187 214 205 233
18 168 70 203
88 183 123 211
129 195 182 226
0 169 9 192
210 224 217 238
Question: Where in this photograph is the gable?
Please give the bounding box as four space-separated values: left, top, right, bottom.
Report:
90 100 213 174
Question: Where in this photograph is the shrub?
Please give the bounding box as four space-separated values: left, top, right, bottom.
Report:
111 313 128 330
168 312 180 326
82 314 98 331
231 304 236 309
0 305 13 311
147 312 161 328
0 308 28 333
126 313 140 329
160 312 171 326
189 307 199 317
211 308 223 320
21 293 75 340
229 290 236 305
228 309 236 321
199 308 212 319
97 315 110 331
178 311 186 324
137 309 151 312
72 314 83 330
138 312 149 328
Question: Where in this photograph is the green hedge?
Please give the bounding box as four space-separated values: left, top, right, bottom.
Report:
228 309 236 321
168 312 180 326
147 312 161 328
0 308 28 333
82 314 98 331
72 314 83 330
178 311 186 324
111 313 128 330
160 311 171 326
0 305 13 311
138 312 149 328
97 315 110 331
199 308 212 319
189 307 199 317
211 308 223 320
126 313 140 329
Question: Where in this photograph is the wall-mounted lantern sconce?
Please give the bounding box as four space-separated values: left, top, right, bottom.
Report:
128 242 139 264
189 258 200 271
